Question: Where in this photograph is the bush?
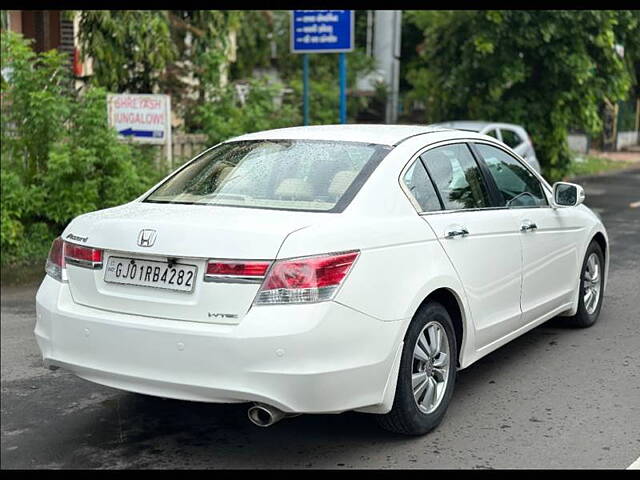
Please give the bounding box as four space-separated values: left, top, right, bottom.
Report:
1 31 163 266
195 78 300 146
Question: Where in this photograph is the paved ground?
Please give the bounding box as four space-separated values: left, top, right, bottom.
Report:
2 168 639 469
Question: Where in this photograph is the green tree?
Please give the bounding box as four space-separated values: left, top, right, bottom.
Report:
406 10 638 179
76 10 378 136
230 10 377 125
1 31 161 265
163 10 241 129
195 78 300 146
76 10 176 93
1 31 71 182
76 10 243 130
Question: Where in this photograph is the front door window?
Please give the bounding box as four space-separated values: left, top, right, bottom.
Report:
474 143 547 208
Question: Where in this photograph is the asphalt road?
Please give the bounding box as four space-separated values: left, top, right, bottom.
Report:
2 168 639 469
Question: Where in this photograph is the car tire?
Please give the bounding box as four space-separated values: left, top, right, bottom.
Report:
375 301 457 435
561 241 605 328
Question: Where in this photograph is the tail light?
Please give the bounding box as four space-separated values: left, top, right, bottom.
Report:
254 250 359 305
64 242 103 269
45 237 103 281
45 237 65 281
205 260 272 283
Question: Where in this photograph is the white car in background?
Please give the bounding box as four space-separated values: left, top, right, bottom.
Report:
35 125 608 435
432 121 542 174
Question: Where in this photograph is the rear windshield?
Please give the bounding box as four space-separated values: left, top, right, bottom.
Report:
144 140 390 212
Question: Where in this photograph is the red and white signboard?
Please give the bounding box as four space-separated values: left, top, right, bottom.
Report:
107 93 171 146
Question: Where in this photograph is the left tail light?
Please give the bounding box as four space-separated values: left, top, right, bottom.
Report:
45 237 103 281
45 237 65 281
254 250 359 305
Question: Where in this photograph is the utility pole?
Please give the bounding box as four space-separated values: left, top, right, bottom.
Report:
366 10 373 57
373 10 402 124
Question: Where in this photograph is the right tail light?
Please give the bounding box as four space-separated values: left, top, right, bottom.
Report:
254 250 359 305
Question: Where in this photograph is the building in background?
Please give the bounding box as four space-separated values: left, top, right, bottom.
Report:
4 10 93 86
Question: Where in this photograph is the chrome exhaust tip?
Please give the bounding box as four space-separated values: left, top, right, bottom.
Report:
247 403 290 427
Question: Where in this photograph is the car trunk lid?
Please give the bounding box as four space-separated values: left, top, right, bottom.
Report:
62 202 319 324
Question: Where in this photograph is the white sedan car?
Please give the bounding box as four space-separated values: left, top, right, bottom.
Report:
35 125 608 435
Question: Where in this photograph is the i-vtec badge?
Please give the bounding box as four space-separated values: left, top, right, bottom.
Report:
137 229 157 247
208 312 239 320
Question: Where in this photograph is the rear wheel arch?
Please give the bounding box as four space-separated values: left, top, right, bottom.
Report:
414 288 465 368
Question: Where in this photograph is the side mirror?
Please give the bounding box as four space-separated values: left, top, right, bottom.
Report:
552 182 585 207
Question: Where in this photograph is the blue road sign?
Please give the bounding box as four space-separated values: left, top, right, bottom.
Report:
291 10 354 54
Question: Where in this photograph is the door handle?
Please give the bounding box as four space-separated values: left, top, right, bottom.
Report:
520 220 538 232
445 227 469 239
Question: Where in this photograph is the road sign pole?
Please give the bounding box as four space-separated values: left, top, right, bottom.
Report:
291 10 353 125
339 52 346 124
166 96 172 171
303 53 310 126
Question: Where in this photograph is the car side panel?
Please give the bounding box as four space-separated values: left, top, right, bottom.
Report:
277 213 477 368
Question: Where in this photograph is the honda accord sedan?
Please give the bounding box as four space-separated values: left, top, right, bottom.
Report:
35 125 608 435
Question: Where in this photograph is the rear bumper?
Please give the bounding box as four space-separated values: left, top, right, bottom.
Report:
35 275 404 413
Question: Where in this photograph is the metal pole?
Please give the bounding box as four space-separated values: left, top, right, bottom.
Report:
391 10 402 124
339 52 347 124
166 96 173 172
303 54 309 126
366 10 373 57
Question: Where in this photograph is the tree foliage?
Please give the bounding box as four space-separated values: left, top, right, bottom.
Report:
76 11 177 93
76 10 379 138
163 10 241 129
1 31 161 265
406 10 638 179
195 78 300 146
231 10 377 125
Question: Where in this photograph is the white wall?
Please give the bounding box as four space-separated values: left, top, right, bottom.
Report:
567 131 639 153
617 131 639 150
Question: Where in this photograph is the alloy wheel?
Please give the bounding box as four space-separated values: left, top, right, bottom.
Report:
583 252 602 315
412 321 451 414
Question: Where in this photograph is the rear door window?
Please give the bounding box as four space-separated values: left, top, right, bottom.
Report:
421 144 490 210
402 160 442 212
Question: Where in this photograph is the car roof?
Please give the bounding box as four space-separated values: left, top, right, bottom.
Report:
227 124 453 146
432 121 525 132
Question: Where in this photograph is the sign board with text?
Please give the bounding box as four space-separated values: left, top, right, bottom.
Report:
107 94 171 145
291 10 354 54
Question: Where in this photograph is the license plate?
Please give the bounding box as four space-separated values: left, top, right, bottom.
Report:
104 256 197 292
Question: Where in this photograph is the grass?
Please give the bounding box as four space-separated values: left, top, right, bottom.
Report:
0 260 45 287
565 152 637 179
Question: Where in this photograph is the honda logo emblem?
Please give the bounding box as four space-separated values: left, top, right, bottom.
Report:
137 229 157 247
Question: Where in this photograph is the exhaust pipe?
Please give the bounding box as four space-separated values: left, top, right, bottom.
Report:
247 403 296 427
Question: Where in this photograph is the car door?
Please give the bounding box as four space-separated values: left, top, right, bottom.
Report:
404 142 524 350
472 142 583 324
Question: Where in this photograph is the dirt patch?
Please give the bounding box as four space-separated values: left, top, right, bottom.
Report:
586 149 640 163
